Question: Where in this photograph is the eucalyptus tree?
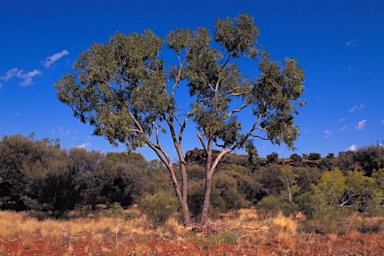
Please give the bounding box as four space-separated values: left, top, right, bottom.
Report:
55 14 305 225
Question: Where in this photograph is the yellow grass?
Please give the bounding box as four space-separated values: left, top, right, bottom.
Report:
272 212 298 233
0 208 383 255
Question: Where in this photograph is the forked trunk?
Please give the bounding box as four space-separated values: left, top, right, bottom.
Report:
199 146 230 225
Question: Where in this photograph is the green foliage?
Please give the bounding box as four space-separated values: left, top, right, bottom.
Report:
110 202 124 216
106 152 148 169
266 152 279 163
23 165 85 218
307 152 321 160
256 195 281 218
336 151 355 171
0 134 63 211
259 165 284 196
294 167 322 193
197 230 240 245
312 168 346 207
98 163 147 208
0 134 153 217
140 191 179 228
289 153 302 163
279 167 300 203
2 133 384 224
353 145 384 176
310 168 384 218
256 195 299 219
188 171 248 219
211 172 248 212
187 181 205 218
55 14 306 224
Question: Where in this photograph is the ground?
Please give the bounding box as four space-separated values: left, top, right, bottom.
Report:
0 209 383 255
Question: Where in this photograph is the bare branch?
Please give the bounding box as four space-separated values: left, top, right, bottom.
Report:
220 102 250 121
196 133 208 154
179 109 196 143
250 135 269 141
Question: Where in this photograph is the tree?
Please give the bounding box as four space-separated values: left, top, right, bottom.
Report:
308 152 321 160
22 155 85 218
279 167 299 204
267 152 279 164
55 14 305 225
290 153 302 163
0 134 61 211
353 145 384 176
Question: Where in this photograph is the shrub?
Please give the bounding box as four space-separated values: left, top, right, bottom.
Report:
188 172 248 220
110 202 124 216
308 152 321 160
257 195 299 219
140 191 179 228
256 195 281 219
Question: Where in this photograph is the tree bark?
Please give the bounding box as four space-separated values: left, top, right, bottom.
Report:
200 140 213 225
166 164 191 226
200 169 213 225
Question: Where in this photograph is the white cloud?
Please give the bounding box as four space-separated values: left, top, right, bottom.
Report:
324 130 332 139
346 39 358 47
355 119 367 131
349 104 364 112
0 68 42 86
347 144 358 152
42 50 69 68
51 127 70 136
76 142 92 149
340 124 353 131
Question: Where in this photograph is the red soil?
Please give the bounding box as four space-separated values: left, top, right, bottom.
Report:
1 233 383 255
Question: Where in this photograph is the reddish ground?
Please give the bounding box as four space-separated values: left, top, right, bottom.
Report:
1 233 383 255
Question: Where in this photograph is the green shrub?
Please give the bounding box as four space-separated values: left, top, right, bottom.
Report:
110 202 124 216
257 195 299 219
256 195 281 219
188 172 248 220
140 191 179 228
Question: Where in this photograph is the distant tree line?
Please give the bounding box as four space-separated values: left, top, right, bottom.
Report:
0 134 383 221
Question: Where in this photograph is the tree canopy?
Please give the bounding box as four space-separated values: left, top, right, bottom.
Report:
55 14 306 225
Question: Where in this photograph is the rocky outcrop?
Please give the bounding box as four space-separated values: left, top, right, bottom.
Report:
185 149 334 169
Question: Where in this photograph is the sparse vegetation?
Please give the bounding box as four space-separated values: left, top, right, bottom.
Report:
0 208 383 255
1 134 384 254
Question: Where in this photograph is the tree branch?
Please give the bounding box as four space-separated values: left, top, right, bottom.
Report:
220 101 250 121
196 133 208 154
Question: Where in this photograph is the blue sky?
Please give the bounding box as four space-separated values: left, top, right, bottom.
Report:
1 0 383 160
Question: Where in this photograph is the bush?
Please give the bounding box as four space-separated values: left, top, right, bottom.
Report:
256 195 281 219
257 195 299 219
21 156 85 219
188 172 248 220
308 153 321 160
140 191 179 228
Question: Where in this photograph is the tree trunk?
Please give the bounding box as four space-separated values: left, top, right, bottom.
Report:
179 162 191 226
200 140 213 225
175 145 191 226
200 169 213 225
167 164 191 226
179 196 191 226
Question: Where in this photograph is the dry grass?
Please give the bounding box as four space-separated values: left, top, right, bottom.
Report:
0 208 383 255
